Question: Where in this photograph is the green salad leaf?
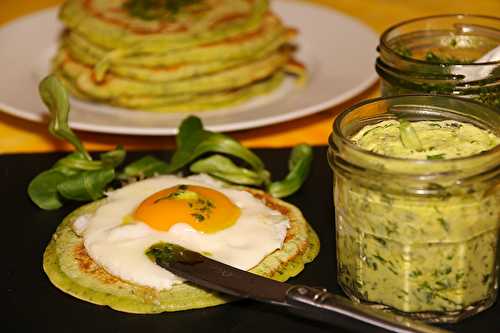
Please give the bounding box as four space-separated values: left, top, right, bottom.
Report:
267 144 313 198
166 116 266 175
100 145 127 168
165 116 212 172
39 76 91 161
53 152 104 172
28 170 67 210
29 76 313 210
57 168 115 201
190 154 264 185
28 75 125 210
119 155 169 179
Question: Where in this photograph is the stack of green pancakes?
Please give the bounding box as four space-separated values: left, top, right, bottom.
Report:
53 0 306 112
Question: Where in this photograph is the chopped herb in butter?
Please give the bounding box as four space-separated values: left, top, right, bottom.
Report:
351 120 499 160
336 119 500 315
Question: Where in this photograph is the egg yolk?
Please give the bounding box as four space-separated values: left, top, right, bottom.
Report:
133 184 241 233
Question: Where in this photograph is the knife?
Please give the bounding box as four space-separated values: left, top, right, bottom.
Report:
147 243 451 333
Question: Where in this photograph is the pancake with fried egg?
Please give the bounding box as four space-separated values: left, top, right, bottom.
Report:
43 175 319 313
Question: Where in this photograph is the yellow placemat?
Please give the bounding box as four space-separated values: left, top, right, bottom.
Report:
1 0 499 154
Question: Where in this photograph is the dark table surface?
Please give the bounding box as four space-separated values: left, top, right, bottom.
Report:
4 147 499 333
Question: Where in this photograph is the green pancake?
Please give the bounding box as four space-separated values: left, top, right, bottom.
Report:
43 188 320 313
55 69 285 111
61 21 294 82
60 0 269 51
56 49 290 98
111 73 285 111
53 0 306 112
63 15 292 70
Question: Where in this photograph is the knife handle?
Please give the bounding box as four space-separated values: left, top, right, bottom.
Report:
284 285 450 333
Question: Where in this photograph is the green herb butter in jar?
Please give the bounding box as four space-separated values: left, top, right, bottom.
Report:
328 95 500 323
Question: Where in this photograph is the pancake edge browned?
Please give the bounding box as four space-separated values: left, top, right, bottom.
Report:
43 186 320 313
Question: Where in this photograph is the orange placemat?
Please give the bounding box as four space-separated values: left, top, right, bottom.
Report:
1 0 498 154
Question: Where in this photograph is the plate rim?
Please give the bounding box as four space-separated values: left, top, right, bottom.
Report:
0 0 379 136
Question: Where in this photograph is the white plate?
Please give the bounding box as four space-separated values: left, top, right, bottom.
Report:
0 0 378 135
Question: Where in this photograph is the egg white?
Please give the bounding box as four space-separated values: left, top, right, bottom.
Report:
73 174 290 290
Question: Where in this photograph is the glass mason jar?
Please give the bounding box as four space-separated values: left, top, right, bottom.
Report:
327 95 500 323
376 14 500 110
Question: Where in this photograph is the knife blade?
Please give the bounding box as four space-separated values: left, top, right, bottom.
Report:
148 243 451 333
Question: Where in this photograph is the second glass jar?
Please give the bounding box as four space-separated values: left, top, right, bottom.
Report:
376 14 500 110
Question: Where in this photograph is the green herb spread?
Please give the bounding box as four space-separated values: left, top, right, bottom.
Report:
337 119 500 314
351 120 500 160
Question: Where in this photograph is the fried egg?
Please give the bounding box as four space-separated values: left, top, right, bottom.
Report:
72 175 290 290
